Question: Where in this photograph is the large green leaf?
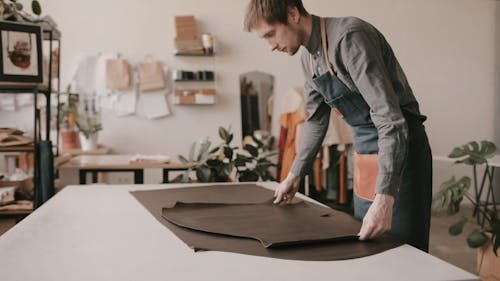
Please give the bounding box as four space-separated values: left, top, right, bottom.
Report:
238 170 259 182
467 229 488 248
223 146 233 160
178 155 189 165
209 146 219 154
32 0 41 15
448 141 497 165
235 154 251 167
196 166 211 183
251 135 264 148
432 176 471 214
218 127 229 142
226 133 233 145
207 159 223 167
449 216 467 236
244 144 258 157
188 142 196 162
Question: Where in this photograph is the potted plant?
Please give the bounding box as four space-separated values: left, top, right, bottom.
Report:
432 140 499 280
177 127 235 183
175 126 277 183
75 113 102 151
58 88 80 150
235 132 277 182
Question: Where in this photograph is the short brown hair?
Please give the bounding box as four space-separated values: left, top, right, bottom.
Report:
243 0 308 32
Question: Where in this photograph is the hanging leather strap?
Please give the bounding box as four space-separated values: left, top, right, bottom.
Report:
320 17 335 76
309 18 336 77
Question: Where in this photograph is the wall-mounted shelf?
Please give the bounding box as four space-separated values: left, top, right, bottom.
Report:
0 145 35 153
174 89 216 105
174 52 215 57
174 78 215 82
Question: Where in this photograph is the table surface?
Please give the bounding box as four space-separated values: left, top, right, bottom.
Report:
0 183 478 281
58 154 192 170
61 145 111 156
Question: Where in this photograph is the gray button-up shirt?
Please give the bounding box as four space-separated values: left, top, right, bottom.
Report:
290 15 425 196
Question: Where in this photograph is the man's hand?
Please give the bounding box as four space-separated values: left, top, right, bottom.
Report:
358 194 394 240
274 172 301 204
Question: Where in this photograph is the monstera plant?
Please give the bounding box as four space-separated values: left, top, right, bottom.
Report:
432 140 499 256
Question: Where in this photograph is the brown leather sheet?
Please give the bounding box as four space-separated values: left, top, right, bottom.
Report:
162 200 359 248
130 184 402 261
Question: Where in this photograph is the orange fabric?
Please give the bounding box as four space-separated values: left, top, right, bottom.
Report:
314 154 322 192
353 153 378 201
333 108 343 118
339 152 346 204
279 112 305 181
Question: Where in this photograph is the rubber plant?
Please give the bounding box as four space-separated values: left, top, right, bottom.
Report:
176 126 277 183
234 134 277 182
432 140 500 255
177 127 236 183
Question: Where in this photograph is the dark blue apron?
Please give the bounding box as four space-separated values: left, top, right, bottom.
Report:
310 18 432 252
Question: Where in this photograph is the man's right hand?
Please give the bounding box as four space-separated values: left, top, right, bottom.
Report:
274 172 301 204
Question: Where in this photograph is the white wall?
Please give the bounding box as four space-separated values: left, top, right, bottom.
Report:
1 0 498 187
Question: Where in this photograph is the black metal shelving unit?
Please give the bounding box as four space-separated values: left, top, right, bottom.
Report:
0 22 61 211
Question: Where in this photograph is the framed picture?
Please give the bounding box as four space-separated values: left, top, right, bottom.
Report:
0 21 43 84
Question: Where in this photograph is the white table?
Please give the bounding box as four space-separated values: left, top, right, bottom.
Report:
0 183 478 281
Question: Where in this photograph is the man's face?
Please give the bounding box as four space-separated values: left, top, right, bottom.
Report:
253 18 302 56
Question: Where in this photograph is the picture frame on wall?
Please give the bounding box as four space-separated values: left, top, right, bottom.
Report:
0 21 43 85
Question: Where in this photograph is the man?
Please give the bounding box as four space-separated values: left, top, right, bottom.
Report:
244 0 432 252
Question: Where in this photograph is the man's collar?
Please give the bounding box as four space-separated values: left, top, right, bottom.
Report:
306 15 321 54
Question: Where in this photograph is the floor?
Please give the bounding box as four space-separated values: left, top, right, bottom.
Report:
429 204 477 274
0 203 478 275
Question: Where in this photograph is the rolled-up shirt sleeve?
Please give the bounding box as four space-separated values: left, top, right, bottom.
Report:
339 29 408 196
290 79 330 178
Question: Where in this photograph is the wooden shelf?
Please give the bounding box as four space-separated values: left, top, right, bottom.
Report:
174 78 215 82
174 52 215 57
0 208 32 217
0 200 33 217
0 145 35 153
0 84 51 94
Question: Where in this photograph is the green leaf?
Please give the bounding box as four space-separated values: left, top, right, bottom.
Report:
188 142 196 162
209 146 219 154
251 135 263 148
223 146 233 159
234 154 249 167
31 0 41 15
432 176 471 214
244 144 258 157
178 155 189 165
222 163 233 177
207 159 222 167
238 170 259 182
480 140 497 158
448 141 497 165
196 166 211 182
448 217 467 236
218 127 228 141
226 133 233 145
467 229 488 248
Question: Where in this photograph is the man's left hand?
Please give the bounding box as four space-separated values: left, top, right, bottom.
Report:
358 194 394 240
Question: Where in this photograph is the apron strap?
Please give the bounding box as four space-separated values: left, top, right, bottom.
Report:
308 18 336 77
320 18 335 76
